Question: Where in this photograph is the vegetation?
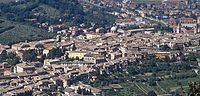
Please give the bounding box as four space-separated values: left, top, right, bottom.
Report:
0 0 116 26
22 50 37 62
0 0 15 3
47 48 64 59
131 0 163 1
77 87 93 95
0 50 19 66
188 82 200 96
86 52 200 95
0 0 116 44
0 19 55 45
84 6 117 26
147 91 157 96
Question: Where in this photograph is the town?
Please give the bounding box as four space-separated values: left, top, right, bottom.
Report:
0 0 200 96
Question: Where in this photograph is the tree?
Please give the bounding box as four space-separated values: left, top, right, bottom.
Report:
0 50 8 60
6 13 15 20
35 43 45 55
159 45 171 51
38 54 46 63
173 44 184 51
149 80 157 86
21 44 31 48
23 50 37 62
188 82 200 96
17 91 33 96
77 87 82 94
75 56 80 60
35 43 44 49
47 48 64 59
71 44 76 51
0 51 19 66
147 91 157 96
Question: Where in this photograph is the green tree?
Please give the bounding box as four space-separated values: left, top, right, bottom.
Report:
23 50 37 62
188 82 200 96
35 43 44 49
48 48 64 59
0 50 8 60
147 91 157 96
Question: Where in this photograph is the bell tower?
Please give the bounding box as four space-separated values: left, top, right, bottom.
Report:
196 17 200 33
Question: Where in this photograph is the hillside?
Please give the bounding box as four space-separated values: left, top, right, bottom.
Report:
0 19 55 45
0 0 16 3
131 0 163 2
0 0 116 26
0 0 116 45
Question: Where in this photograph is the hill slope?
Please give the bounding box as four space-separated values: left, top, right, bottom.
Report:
0 19 55 45
0 0 116 44
0 0 116 26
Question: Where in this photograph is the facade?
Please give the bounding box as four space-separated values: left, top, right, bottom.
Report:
84 54 106 64
66 51 87 59
0 63 12 76
16 63 35 73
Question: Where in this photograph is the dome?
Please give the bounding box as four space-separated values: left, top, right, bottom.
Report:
111 26 118 32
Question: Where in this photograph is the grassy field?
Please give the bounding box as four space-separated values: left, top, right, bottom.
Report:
0 19 55 45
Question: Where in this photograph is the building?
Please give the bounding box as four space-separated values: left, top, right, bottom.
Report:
86 33 101 39
180 17 196 27
16 63 36 74
66 51 87 59
115 19 136 26
84 54 107 64
0 62 12 76
48 24 65 32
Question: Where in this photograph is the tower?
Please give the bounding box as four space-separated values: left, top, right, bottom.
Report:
194 24 200 33
196 17 200 33
197 17 200 24
176 24 181 33
56 35 61 42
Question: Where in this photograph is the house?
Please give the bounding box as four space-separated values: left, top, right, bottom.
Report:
96 28 106 33
77 83 103 96
0 44 10 53
64 88 75 96
65 51 87 59
0 62 12 76
48 24 65 32
86 33 102 39
109 52 122 60
115 19 136 26
153 52 172 59
84 54 106 64
168 18 177 27
180 17 196 27
197 58 200 67
15 63 36 74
